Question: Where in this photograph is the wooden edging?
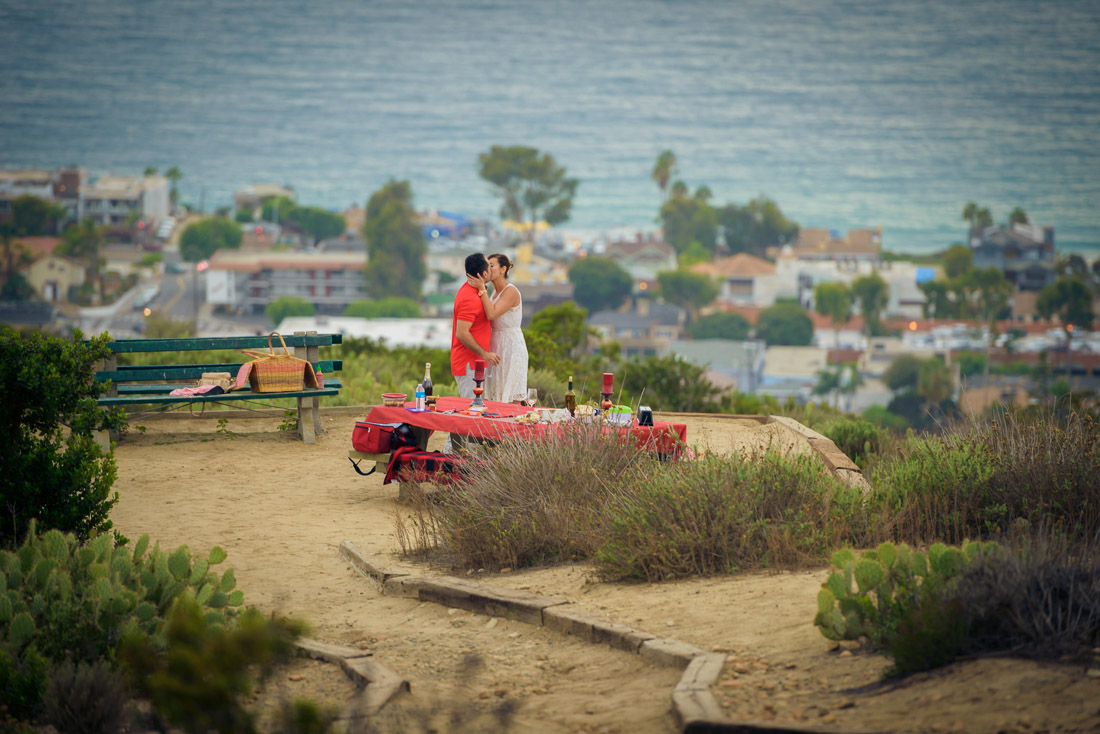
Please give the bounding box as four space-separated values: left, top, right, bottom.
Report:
293 637 410 723
337 541 873 734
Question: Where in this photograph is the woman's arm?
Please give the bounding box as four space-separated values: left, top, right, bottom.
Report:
467 278 520 320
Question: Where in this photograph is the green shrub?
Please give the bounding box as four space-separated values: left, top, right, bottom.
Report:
0 523 245 666
395 426 648 570
870 437 996 544
819 416 883 468
343 297 421 319
596 452 866 581
120 596 304 734
0 329 123 545
0 645 47 724
42 659 131 734
266 296 315 328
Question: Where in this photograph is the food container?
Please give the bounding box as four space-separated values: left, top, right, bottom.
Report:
382 392 407 407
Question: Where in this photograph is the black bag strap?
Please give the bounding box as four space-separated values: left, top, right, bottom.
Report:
348 457 376 476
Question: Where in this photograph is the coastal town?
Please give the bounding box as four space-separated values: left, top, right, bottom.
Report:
2 162 1097 428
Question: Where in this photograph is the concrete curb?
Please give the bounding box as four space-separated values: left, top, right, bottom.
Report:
766 416 872 495
293 637 410 719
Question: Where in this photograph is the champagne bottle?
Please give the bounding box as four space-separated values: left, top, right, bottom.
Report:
422 362 433 396
564 375 576 416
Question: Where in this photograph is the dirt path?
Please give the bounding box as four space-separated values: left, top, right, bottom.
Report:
110 410 1100 733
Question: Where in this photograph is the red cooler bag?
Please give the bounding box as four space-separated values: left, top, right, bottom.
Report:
352 421 417 454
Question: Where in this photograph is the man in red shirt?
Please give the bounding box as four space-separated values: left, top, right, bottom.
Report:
451 253 500 398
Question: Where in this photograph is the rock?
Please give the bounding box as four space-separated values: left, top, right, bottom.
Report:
288 674 304 681
839 650 852 658
447 608 460 616
486 618 499 629
719 679 743 689
508 632 520 639
501 567 512 573
733 662 750 674
665 620 675 627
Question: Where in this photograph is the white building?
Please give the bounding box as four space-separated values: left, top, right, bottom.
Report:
205 250 367 315
81 175 170 226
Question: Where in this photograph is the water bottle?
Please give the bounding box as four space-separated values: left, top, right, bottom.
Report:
415 382 425 410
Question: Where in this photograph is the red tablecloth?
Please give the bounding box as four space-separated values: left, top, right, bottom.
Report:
363 396 687 455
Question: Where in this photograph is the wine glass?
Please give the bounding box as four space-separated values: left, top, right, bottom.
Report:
526 388 538 407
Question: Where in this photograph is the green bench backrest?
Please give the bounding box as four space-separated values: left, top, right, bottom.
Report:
101 334 342 353
96 360 343 384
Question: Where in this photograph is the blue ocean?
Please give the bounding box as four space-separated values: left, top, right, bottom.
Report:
1 0 1098 253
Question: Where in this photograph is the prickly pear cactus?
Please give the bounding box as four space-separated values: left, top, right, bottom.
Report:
0 519 248 656
813 540 1001 645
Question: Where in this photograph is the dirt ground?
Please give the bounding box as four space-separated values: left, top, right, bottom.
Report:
109 409 1100 734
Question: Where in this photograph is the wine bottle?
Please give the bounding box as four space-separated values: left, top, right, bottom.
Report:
564 375 576 416
422 362 433 396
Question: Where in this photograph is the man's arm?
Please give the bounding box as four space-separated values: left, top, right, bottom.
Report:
456 320 501 365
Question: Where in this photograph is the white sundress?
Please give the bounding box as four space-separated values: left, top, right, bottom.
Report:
484 283 529 403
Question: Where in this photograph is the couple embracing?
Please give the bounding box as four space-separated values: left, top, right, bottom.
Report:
449 252 528 403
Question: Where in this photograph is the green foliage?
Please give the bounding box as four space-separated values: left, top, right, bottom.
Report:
343 297 420 319
525 301 590 372
179 217 242 263
1037 276 1095 333
0 645 48 723
11 195 63 236
660 187 718 253
718 196 799 256
819 416 883 468
137 252 163 270
883 354 923 393
567 257 632 314
953 351 986 378
961 202 992 233
282 206 345 246
0 329 121 545
678 241 712 267
688 312 750 340
862 404 909 431
0 522 245 665
363 179 426 300
651 150 677 198
850 273 888 332
42 658 131 734
616 354 721 412
656 269 720 317
478 145 578 237
755 302 814 346
120 596 304 734
234 208 254 223
144 315 194 339
597 453 865 581
1008 206 1028 225
942 244 973 279
917 357 953 405
813 282 852 332
265 296 316 328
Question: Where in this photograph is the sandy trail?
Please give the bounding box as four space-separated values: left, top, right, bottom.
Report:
110 410 1100 733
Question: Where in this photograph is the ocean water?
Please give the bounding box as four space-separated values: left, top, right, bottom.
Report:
1 0 1098 253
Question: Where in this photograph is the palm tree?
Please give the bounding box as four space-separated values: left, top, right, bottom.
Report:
962 202 978 233
651 150 677 201
143 166 158 177
1008 207 1028 225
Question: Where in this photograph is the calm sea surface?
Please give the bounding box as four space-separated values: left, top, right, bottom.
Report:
2 0 1098 253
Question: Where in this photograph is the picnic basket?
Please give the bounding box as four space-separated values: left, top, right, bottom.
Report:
241 332 309 393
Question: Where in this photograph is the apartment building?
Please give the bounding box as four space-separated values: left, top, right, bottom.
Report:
204 250 367 315
81 175 170 226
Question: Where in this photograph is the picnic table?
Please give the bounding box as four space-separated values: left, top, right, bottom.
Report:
348 396 688 479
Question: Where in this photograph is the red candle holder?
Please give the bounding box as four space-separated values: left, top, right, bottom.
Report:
474 359 486 382
601 372 614 412
471 359 487 409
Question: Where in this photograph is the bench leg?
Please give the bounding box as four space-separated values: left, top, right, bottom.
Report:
297 397 316 444
312 395 322 435
94 429 113 454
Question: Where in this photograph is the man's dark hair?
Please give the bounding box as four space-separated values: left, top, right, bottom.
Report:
465 253 489 277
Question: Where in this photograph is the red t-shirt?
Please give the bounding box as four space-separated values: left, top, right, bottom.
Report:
450 283 491 376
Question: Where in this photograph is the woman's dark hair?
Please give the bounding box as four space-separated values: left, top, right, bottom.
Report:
488 253 512 279
464 253 489 277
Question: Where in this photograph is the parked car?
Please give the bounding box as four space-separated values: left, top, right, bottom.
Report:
133 284 160 311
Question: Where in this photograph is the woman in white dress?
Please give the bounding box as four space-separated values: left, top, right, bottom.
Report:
467 253 528 403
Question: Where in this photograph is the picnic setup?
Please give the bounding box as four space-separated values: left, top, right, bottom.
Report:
348 360 688 490
93 331 343 444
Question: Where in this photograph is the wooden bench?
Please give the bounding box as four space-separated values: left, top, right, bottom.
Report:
93 332 343 445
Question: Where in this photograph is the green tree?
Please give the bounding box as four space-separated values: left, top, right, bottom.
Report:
659 188 717 253
656 269 719 321
56 218 106 300
1008 207 1028 225
962 202 992 233
1 223 34 297
755 302 814 346
280 205 345 247
261 195 296 223
266 296 315 327
0 329 121 545
525 301 591 369
919 280 958 320
719 196 799 255
962 267 1012 378
234 208 254 224
678 241 711 267
617 355 719 412
688 312 750 340
1037 276 1095 377
143 166 158 177
651 150 677 201
883 354 924 393
12 195 64 236
813 281 852 352
179 217 242 263
363 179 426 301
917 357 954 405
164 166 182 206
850 272 889 335
478 145 578 243
567 257 632 313
942 244 974 279
343 297 420 319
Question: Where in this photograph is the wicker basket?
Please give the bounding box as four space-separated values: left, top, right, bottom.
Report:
242 332 308 394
